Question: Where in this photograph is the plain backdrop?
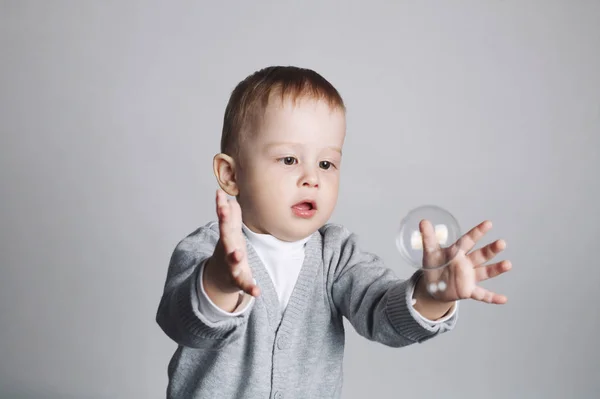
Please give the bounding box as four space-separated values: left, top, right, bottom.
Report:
1 1 599 398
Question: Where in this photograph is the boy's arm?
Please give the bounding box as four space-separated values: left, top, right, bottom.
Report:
326 225 458 347
155 222 251 349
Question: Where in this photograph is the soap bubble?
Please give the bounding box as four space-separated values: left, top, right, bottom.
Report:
395 205 462 271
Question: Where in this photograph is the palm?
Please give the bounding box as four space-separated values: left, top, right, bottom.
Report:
419 219 511 304
215 189 259 297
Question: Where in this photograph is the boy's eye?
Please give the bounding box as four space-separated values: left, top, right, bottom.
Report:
281 157 297 165
319 161 333 170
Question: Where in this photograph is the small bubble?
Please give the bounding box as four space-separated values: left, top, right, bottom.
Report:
396 205 461 270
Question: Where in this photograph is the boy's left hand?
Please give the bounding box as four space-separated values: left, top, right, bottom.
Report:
418 219 512 305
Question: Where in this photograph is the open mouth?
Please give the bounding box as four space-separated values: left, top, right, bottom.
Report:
291 200 317 218
292 200 317 210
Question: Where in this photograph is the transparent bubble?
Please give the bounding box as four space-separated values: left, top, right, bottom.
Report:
395 205 462 271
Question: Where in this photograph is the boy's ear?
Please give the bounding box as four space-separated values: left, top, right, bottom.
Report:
213 153 239 196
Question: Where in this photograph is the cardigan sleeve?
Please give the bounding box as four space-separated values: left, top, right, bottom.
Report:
323 224 458 347
155 222 252 349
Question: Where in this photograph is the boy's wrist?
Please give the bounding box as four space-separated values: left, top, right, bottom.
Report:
202 256 245 313
412 275 455 320
204 256 240 295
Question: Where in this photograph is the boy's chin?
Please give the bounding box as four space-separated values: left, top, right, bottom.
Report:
273 221 321 242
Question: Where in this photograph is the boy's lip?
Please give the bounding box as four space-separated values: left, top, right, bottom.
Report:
291 199 317 210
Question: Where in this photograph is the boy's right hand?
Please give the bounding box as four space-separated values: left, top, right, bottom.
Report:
204 189 260 302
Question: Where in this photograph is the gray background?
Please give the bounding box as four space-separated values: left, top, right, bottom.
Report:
1 1 599 398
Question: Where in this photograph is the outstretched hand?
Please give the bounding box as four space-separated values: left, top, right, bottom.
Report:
206 189 260 298
419 219 511 304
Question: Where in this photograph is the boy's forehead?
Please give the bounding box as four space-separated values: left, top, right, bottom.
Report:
258 95 346 139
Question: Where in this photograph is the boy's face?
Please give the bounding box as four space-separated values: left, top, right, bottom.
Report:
236 96 346 242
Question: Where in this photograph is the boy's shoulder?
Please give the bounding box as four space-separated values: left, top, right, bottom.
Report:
317 223 361 253
318 222 345 233
318 222 355 240
185 221 219 237
174 221 220 250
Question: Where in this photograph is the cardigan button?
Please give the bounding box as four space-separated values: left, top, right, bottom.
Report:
274 391 284 399
277 335 290 350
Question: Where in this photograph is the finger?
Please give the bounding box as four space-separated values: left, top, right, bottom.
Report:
215 189 221 215
216 190 230 227
228 198 243 236
474 260 512 282
224 200 248 269
242 280 261 297
468 239 507 266
217 195 237 254
216 189 227 217
420 219 444 269
234 270 260 297
471 285 508 304
227 248 244 271
419 219 439 252
227 249 249 281
456 220 493 253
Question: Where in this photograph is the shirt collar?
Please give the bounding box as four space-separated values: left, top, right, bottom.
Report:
242 223 311 256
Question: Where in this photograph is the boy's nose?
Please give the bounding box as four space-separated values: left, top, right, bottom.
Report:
299 169 319 188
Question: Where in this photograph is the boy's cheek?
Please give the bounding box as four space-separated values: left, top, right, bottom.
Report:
322 174 341 186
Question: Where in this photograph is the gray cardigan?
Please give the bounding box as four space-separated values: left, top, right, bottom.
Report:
156 221 458 398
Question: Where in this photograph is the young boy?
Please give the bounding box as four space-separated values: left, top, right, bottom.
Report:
156 66 511 399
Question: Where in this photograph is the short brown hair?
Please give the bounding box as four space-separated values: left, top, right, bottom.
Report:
220 66 345 159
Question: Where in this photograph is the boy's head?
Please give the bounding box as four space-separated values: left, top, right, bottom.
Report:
214 66 346 242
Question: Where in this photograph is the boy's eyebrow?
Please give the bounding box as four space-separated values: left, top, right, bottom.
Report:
330 147 343 155
265 142 343 155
